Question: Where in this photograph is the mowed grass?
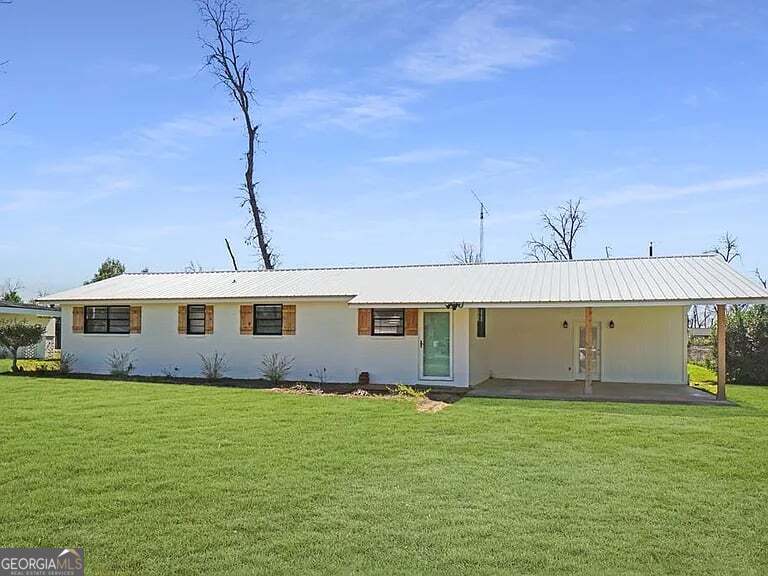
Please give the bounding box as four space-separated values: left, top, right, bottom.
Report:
1 375 767 575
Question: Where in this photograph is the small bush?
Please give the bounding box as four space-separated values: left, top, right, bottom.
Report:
199 352 227 381
388 383 430 399
59 352 76 374
105 348 136 377
309 367 327 385
261 352 294 386
160 365 180 379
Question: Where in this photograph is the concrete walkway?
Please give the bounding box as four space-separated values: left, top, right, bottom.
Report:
466 378 729 405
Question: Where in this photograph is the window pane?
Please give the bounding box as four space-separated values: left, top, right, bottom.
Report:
254 305 282 335
86 306 108 320
109 306 130 321
86 319 107 333
372 309 404 336
85 307 108 333
254 305 281 319
109 320 130 334
187 305 206 334
188 305 206 320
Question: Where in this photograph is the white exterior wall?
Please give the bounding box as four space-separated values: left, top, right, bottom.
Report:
469 306 688 385
61 302 472 387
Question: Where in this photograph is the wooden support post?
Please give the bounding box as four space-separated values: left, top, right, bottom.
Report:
717 304 727 401
584 307 593 395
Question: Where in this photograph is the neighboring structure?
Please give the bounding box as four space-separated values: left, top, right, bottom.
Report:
40 255 768 397
0 301 61 360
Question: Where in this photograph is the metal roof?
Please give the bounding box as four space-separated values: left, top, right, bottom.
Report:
38 255 768 307
0 301 61 317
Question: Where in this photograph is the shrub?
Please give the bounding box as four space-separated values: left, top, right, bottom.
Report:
160 365 180 379
388 383 430 399
261 352 294 386
59 352 76 374
713 304 768 385
105 348 136 377
309 367 327 385
0 320 47 372
199 352 227 381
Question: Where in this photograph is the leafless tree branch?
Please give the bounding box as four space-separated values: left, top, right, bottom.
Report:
756 268 767 289
526 199 586 261
225 237 239 271
452 241 483 264
706 232 740 263
198 0 276 269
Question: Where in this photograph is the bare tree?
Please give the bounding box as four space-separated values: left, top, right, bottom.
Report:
706 232 740 263
185 260 205 273
1 278 23 303
198 0 276 270
756 268 767 289
526 199 586 261
452 241 483 264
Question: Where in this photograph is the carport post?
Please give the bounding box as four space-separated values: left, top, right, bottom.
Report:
584 307 593 395
717 304 727 401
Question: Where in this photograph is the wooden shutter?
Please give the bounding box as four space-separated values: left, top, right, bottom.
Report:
240 305 253 335
405 308 418 336
72 306 84 333
205 305 214 334
282 304 296 335
130 306 142 334
177 305 187 334
357 308 372 336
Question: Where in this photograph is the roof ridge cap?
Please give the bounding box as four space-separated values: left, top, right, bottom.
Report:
122 254 715 276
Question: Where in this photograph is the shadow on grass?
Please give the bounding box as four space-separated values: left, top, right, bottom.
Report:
457 392 768 419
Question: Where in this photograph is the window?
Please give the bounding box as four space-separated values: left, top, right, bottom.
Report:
254 304 282 335
187 305 206 335
476 308 486 338
84 306 130 334
372 309 405 336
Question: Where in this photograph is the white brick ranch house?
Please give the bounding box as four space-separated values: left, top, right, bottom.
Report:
40 255 768 392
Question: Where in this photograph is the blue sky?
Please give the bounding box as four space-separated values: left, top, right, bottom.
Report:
1 0 767 297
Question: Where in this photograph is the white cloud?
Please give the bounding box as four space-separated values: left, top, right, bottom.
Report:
134 114 236 156
269 88 421 131
399 2 564 83
592 172 768 208
372 148 468 164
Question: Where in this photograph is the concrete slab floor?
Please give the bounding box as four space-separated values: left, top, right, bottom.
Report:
466 378 731 405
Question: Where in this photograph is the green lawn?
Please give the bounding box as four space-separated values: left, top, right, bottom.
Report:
1 374 767 575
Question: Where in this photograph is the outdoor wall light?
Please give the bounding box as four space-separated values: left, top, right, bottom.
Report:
562 320 569 329
609 320 615 329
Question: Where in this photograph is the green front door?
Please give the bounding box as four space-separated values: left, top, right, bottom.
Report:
421 310 451 379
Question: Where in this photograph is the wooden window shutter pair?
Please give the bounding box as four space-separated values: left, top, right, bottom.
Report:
72 306 84 333
239 304 296 335
178 305 214 334
357 308 418 335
